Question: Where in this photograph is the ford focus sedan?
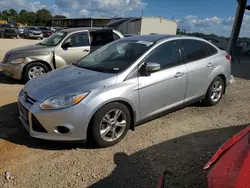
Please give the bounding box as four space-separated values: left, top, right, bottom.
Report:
18 35 232 147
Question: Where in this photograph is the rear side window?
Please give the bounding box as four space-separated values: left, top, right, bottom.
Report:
182 39 209 63
206 43 218 56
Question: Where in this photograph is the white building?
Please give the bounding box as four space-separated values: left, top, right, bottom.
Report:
106 17 177 35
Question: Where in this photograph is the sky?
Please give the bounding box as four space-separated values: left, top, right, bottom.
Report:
1 0 250 37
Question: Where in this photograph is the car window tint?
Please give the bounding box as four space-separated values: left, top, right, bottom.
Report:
145 40 181 70
206 43 218 56
182 39 209 62
65 33 89 47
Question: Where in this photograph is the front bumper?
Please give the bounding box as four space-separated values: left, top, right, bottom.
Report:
28 33 43 39
18 94 91 141
0 62 24 80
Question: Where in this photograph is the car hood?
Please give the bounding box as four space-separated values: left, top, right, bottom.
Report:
8 44 53 54
24 65 118 101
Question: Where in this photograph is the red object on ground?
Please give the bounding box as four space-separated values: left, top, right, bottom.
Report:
205 126 250 188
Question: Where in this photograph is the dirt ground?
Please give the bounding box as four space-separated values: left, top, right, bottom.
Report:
0 38 250 188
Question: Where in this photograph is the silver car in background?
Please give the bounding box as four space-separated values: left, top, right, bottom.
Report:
18 35 232 147
0 27 123 82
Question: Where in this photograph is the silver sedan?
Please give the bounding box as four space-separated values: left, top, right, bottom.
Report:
18 35 232 147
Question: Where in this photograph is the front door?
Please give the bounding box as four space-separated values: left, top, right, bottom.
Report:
55 32 90 68
138 40 187 120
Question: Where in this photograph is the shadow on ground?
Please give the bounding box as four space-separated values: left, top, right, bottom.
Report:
232 55 250 80
91 124 249 188
0 102 84 150
0 71 24 85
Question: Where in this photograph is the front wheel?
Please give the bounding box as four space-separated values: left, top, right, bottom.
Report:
203 76 225 106
89 102 131 148
0 32 4 38
23 62 49 82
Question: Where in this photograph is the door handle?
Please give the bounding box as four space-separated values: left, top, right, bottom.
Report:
175 72 184 78
207 63 213 68
83 49 90 52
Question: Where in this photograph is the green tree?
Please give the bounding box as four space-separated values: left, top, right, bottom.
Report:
36 9 53 25
27 12 37 25
19 9 28 24
54 15 67 19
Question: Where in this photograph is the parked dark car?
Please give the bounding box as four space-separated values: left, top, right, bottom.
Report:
0 24 19 38
202 37 228 51
38 26 53 38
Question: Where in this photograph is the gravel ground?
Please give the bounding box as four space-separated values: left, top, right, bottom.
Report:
0 38 250 188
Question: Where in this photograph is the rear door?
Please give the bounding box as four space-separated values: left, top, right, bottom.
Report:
90 29 115 52
55 31 90 67
182 39 217 101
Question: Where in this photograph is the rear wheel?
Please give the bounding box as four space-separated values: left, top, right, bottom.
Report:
203 76 225 106
0 32 4 38
89 102 131 148
23 62 49 82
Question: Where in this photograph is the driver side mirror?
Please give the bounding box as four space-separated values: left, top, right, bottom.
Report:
145 62 161 73
140 62 161 76
62 41 72 49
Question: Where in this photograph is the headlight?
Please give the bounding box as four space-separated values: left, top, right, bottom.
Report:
10 58 26 64
40 92 89 110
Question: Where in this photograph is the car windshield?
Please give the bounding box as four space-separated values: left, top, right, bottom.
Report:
38 31 67 46
29 27 40 31
74 40 154 73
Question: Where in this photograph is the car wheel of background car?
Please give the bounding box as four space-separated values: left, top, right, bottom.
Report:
0 32 4 38
23 62 49 82
16 34 20 39
89 102 131 148
203 76 225 106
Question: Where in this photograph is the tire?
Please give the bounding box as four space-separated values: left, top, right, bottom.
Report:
89 102 131 148
0 32 4 38
16 34 20 39
203 76 225 106
23 62 50 82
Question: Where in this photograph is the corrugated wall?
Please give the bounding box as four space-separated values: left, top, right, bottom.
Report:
140 18 177 35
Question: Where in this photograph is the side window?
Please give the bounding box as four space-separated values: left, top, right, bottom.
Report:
206 43 218 56
145 40 181 71
113 32 120 41
64 33 89 47
182 39 209 63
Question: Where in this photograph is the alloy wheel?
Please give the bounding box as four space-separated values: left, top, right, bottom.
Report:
210 80 223 103
100 109 127 142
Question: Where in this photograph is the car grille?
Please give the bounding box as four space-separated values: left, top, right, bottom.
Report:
32 114 48 133
2 52 11 64
22 91 36 105
19 102 29 124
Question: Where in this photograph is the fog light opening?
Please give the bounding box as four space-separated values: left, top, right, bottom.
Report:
55 126 70 134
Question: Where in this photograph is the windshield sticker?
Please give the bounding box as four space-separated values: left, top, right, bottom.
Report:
136 41 153 46
113 68 120 71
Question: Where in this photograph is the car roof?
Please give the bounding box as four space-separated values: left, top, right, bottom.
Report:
120 34 201 42
63 27 113 33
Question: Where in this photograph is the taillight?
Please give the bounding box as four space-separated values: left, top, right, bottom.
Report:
225 54 232 63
